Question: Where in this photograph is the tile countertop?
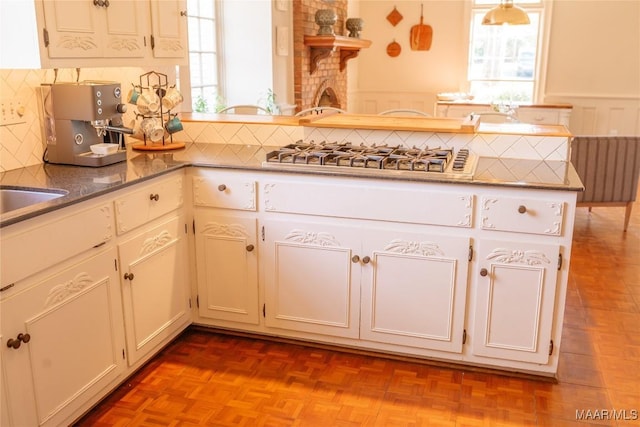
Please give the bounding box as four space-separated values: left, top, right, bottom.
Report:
0 142 584 228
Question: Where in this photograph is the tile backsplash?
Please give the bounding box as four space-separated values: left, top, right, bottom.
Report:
0 67 176 172
1 67 570 172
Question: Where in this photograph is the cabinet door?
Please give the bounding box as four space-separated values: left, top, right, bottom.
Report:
194 211 259 325
0 249 126 427
149 0 188 59
118 215 190 366
102 0 148 58
41 0 147 59
473 239 559 364
262 218 362 339
361 228 470 353
0 338 11 427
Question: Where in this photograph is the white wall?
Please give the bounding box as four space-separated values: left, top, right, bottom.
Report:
350 0 640 135
220 0 273 107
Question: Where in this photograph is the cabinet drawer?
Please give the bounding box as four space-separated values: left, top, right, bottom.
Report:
1 202 113 288
517 109 560 125
263 179 474 228
114 174 184 235
192 176 257 211
480 196 564 235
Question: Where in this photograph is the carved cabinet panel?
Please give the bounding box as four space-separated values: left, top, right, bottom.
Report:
40 0 147 60
118 215 190 366
360 227 470 353
0 249 126 427
149 0 188 59
480 196 565 236
194 212 259 325
472 238 559 364
262 218 362 339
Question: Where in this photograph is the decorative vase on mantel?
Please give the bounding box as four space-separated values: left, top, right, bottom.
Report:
315 9 337 35
346 18 364 38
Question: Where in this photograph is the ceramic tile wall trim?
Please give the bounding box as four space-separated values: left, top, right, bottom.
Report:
303 127 570 161
182 122 303 147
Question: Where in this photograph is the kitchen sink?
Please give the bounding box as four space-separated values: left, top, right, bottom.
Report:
0 187 68 214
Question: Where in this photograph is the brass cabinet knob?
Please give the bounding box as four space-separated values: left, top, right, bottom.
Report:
480 268 488 277
6 338 20 349
362 256 371 264
246 244 255 252
518 205 527 214
6 333 31 349
351 255 360 263
149 193 160 201
218 184 227 191
124 272 135 281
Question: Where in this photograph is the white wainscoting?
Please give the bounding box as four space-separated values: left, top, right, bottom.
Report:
348 91 439 116
544 94 640 136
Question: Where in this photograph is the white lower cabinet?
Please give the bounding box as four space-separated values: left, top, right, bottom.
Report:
472 238 560 364
118 214 191 366
262 217 363 339
0 249 126 427
262 218 471 351
193 211 259 325
360 228 470 353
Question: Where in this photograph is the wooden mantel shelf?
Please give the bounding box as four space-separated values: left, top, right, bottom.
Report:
304 35 372 74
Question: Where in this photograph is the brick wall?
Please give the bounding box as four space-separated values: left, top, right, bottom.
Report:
293 0 348 112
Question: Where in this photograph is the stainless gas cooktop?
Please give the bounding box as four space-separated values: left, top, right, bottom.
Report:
262 141 477 180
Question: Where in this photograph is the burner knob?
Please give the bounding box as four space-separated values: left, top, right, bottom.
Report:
518 205 527 214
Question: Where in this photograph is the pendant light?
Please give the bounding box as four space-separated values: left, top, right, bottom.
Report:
482 0 530 25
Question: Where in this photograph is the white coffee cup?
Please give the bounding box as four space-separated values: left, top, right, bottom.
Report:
162 87 184 110
128 118 144 140
136 90 160 115
141 117 164 142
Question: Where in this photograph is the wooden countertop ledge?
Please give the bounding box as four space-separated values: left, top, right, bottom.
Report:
180 112 571 137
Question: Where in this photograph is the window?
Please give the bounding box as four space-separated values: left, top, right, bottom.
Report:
184 0 222 113
180 0 274 114
467 0 547 105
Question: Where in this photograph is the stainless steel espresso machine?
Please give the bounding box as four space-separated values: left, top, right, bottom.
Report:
41 81 133 167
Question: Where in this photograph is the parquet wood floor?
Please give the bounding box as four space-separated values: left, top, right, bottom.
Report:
75 203 640 427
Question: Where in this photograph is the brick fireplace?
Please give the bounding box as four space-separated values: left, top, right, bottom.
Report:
293 0 348 113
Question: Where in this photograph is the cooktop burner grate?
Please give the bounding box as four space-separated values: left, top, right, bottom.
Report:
264 141 476 180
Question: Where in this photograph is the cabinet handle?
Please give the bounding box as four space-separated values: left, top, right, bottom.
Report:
480 268 488 277
180 10 188 16
518 205 527 214
149 193 160 201
124 272 135 281
362 256 371 264
218 184 227 191
246 244 255 252
351 255 360 263
6 333 30 349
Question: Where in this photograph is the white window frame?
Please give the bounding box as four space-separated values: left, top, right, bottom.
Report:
463 0 554 105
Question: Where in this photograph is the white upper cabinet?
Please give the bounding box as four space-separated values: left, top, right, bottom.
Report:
149 0 188 59
40 0 147 61
20 0 188 68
